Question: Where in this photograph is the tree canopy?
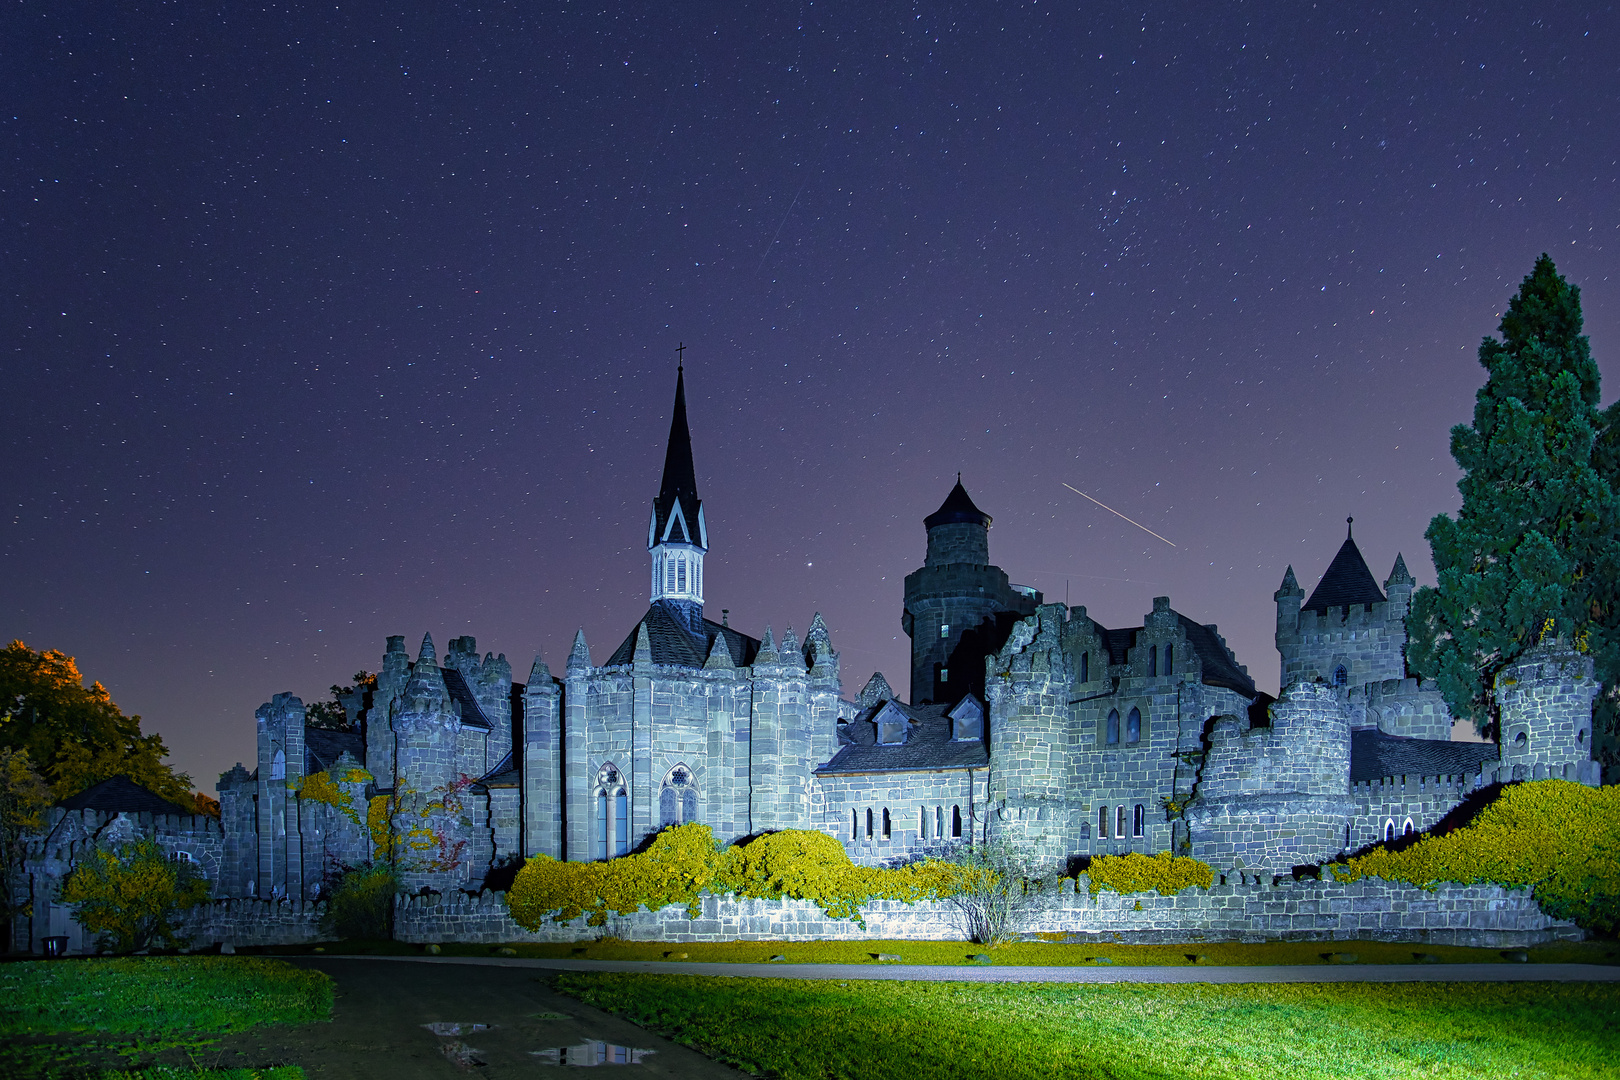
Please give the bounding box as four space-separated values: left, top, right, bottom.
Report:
1407 255 1620 749
0 640 194 805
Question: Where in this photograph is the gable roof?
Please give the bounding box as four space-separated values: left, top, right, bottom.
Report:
817 698 989 775
57 775 195 817
472 749 519 788
305 728 366 774
1176 615 1256 696
605 600 762 669
440 667 494 730
1349 728 1499 782
1304 532 1387 614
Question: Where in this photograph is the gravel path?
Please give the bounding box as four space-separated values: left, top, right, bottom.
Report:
312 953 1620 984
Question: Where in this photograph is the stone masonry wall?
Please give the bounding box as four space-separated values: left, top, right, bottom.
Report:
394 876 1577 949
1497 642 1600 770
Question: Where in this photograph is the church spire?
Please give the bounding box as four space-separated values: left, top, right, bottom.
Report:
647 358 708 626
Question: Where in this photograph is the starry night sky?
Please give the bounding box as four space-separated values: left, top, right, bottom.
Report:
5 2 1617 788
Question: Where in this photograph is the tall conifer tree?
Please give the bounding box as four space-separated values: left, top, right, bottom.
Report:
1408 255 1619 750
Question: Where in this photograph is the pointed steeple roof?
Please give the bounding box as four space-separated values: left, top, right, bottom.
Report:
1303 518 1386 614
651 365 704 548
924 475 991 529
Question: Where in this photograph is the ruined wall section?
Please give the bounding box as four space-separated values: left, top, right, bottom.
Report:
1184 681 1352 874
986 604 1073 862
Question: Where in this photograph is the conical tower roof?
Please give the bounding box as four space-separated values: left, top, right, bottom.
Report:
1303 519 1386 614
924 477 991 530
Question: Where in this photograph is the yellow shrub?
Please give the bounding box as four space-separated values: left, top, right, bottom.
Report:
1085 851 1214 896
1332 779 1620 932
299 771 359 823
506 825 964 929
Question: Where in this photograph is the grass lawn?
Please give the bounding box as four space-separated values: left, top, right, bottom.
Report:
252 934 1620 968
555 972 1620 1080
0 957 330 1080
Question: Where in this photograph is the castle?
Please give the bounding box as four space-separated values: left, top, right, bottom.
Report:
210 368 1603 899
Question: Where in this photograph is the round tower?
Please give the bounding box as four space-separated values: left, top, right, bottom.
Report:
902 478 1040 704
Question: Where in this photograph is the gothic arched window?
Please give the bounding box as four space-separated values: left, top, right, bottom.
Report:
1383 819 1396 843
1333 665 1348 687
1148 647 1157 677
270 749 286 781
659 765 698 828
1098 805 1110 839
1106 710 1120 745
1133 804 1145 838
594 764 629 860
1126 707 1142 744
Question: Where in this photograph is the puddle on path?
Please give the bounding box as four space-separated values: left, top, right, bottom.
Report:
532 1041 656 1066
423 1022 492 1037
439 1040 487 1068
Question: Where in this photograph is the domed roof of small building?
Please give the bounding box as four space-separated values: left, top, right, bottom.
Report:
924 477 991 530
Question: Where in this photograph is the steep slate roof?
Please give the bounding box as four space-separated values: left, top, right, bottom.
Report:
605 600 762 668
817 699 989 774
305 728 366 773
473 749 519 788
1349 728 1499 782
1304 529 1387 613
58 775 195 817
924 478 992 529
440 668 494 730
1177 615 1256 696
652 366 703 545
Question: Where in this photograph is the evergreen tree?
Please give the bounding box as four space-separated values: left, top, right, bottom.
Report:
1407 255 1620 751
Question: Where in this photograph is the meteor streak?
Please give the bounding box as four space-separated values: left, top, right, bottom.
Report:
1063 483 1178 548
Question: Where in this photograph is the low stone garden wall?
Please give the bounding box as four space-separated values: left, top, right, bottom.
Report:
392 874 1580 950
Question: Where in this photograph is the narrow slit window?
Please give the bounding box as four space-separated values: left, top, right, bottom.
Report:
1126 707 1142 744
851 809 858 840
882 808 891 839
1148 647 1157 677
1117 805 1127 839
1106 710 1120 745
919 806 928 839
1133 804 1145 838
677 559 687 593
951 805 963 838
866 808 874 839
1163 644 1172 672
1099 805 1109 839
1080 651 1089 683
936 806 944 838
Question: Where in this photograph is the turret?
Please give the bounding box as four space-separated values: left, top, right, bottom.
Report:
647 365 707 632
903 478 1040 704
1383 553 1415 623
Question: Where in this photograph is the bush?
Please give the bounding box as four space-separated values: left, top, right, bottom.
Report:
61 837 209 953
506 824 963 929
1332 778 1620 932
1083 851 1214 896
321 861 398 940
934 840 1062 945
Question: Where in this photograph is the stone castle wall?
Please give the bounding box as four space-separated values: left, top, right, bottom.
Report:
392 877 1577 950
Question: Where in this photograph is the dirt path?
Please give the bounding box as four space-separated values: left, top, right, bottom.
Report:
204 957 747 1078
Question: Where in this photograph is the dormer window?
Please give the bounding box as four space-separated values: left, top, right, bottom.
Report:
877 720 906 745
949 697 984 741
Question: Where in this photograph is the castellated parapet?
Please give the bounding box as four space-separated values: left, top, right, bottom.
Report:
1184 680 1353 875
